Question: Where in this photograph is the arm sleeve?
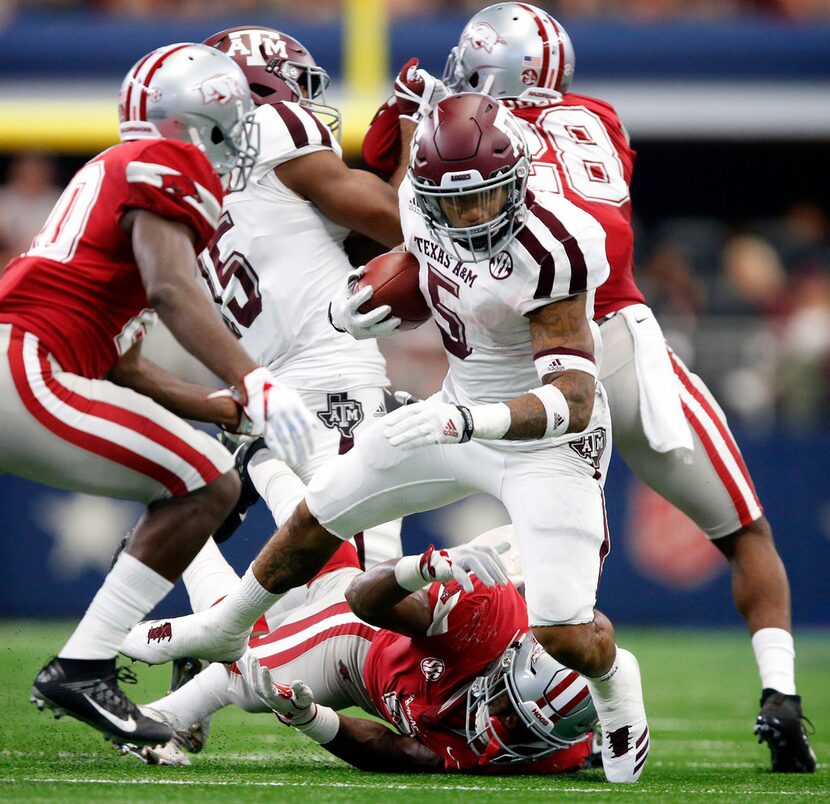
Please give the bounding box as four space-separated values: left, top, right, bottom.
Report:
256 102 341 170
515 198 611 316
362 95 402 175
119 139 223 252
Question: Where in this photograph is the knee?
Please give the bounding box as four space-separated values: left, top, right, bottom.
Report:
714 515 776 562
204 470 242 518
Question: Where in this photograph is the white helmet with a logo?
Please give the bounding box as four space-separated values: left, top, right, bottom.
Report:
444 3 575 100
119 43 260 190
466 632 597 764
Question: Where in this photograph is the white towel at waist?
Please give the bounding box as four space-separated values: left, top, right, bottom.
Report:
618 303 694 457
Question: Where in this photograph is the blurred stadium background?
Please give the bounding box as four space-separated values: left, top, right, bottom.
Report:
1 0 829 633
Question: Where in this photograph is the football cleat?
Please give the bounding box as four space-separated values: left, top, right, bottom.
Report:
601 720 649 783
31 657 172 746
593 649 649 783
755 689 817 773
120 608 250 665
213 436 266 544
117 705 211 766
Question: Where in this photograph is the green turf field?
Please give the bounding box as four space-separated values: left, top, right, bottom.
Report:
0 622 827 802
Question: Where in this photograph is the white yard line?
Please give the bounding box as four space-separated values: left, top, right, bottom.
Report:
0 778 824 796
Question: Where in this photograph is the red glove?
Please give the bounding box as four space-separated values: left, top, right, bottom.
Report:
393 56 448 122
362 94 402 175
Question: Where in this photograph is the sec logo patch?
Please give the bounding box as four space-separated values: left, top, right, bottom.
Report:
420 657 445 682
489 252 513 279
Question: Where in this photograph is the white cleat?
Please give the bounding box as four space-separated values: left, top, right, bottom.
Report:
596 648 650 783
601 719 649 783
120 607 250 665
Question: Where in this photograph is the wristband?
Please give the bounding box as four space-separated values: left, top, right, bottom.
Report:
394 553 431 592
469 402 511 440
534 349 597 382
294 704 340 745
529 385 570 438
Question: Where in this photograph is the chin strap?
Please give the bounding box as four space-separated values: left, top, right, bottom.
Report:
478 715 512 766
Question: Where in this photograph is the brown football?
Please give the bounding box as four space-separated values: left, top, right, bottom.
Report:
355 250 431 330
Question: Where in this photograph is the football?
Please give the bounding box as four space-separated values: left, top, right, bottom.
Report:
355 250 431 330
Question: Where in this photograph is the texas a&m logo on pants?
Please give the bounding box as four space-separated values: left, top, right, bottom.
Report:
568 427 607 472
317 392 364 439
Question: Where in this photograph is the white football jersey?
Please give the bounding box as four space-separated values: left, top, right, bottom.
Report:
199 102 388 391
399 178 610 449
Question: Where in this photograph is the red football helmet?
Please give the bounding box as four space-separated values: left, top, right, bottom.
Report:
204 26 341 138
409 92 529 262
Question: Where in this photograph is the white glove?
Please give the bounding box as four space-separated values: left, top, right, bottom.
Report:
328 266 401 340
239 367 315 465
396 541 511 593
237 652 316 726
384 399 473 449
394 57 450 123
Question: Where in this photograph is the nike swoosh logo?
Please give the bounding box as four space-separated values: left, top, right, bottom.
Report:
84 694 137 733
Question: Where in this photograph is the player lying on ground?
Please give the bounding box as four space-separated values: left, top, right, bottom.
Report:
363 2 816 774
122 530 598 774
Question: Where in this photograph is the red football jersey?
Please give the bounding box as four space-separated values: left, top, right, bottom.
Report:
363 578 589 773
0 139 223 379
506 93 643 319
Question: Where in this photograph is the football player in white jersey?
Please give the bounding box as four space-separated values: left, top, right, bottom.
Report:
198 26 405 571
122 93 650 783
362 4 816 774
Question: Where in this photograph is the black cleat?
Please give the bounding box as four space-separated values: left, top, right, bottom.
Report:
31 657 172 746
213 436 266 544
755 689 817 773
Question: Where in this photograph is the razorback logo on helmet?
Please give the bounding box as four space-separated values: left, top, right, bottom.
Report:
161 172 199 201
464 21 507 53
420 657 446 682
224 29 288 65
194 73 246 105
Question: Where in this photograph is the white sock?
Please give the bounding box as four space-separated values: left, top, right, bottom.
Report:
752 628 796 695
220 564 283 633
248 452 306 528
60 553 173 660
182 538 241 613
586 648 645 731
145 662 234 729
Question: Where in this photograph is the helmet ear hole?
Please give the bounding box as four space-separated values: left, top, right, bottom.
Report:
469 71 480 88
210 126 225 145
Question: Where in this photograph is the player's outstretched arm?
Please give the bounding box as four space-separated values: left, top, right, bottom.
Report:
238 652 442 773
276 150 403 248
106 341 240 429
125 208 257 389
322 713 443 773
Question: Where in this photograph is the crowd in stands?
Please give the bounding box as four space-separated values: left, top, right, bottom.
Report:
1 151 827 431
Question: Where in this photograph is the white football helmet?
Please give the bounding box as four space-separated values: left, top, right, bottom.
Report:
444 3 575 100
119 43 260 191
466 632 597 765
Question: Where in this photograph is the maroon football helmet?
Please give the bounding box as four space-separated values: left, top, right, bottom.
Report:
409 92 529 262
204 26 341 138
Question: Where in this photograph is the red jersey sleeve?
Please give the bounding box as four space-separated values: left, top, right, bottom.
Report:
421 578 529 659
118 139 224 252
